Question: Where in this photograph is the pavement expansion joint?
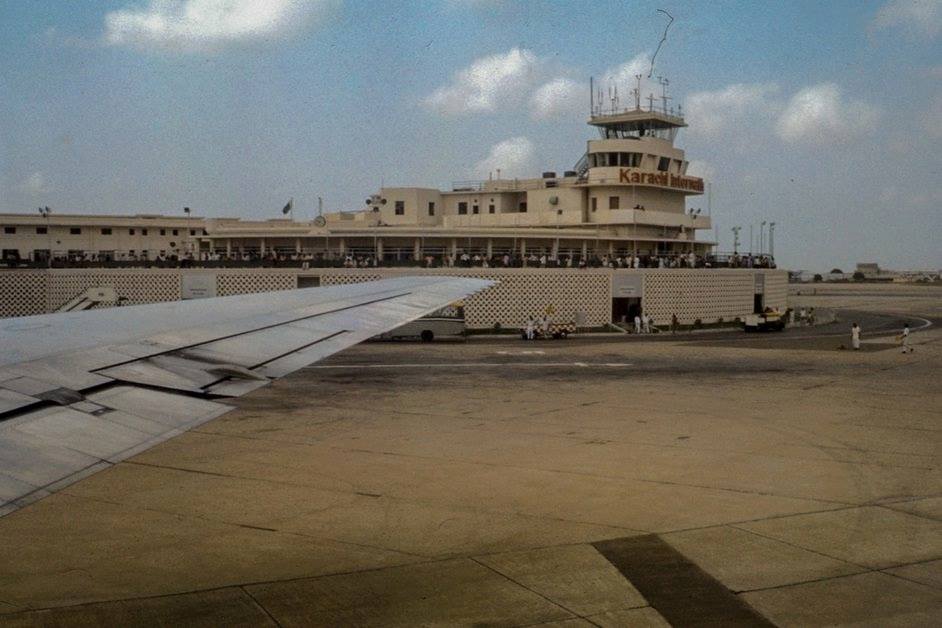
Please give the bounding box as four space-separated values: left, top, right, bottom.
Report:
239 586 284 628
469 557 590 624
728 523 872 572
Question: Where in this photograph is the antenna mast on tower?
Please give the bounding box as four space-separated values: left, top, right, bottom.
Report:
657 76 671 114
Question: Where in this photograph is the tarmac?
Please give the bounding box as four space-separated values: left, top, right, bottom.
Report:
0 285 940 626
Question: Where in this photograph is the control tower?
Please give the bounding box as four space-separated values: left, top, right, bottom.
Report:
575 77 704 227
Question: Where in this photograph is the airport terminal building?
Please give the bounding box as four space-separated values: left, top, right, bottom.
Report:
0 89 785 327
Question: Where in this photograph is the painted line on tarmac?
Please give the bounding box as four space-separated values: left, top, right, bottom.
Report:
306 362 633 369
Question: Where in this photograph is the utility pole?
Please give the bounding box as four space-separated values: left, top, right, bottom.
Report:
749 224 754 255
769 222 776 259
183 207 191 258
38 206 52 267
760 220 767 255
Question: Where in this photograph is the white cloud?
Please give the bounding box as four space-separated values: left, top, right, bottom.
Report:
775 83 880 144
473 137 535 178
684 83 780 138
924 94 942 138
685 160 715 181
530 78 583 120
601 53 650 86
871 0 941 39
104 0 333 51
16 172 51 196
424 48 538 115
594 53 654 110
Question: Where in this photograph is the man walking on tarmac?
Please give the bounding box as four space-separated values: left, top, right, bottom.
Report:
851 322 861 351
901 323 914 353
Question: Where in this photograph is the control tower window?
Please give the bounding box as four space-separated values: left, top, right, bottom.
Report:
395 200 405 215
458 202 468 215
657 157 670 172
609 196 620 210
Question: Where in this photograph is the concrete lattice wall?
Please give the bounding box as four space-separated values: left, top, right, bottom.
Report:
0 267 787 328
319 269 612 329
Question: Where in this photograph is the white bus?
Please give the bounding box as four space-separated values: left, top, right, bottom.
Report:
374 304 466 342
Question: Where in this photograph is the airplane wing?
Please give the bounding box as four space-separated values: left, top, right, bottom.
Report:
0 276 493 517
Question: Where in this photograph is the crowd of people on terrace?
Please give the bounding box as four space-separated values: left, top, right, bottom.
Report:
1 249 776 270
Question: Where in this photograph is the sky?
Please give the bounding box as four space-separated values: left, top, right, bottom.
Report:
0 0 940 272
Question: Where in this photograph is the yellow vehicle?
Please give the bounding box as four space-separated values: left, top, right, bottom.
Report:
744 308 785 332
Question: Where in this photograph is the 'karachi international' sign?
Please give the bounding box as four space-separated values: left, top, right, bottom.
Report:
619 168 704 193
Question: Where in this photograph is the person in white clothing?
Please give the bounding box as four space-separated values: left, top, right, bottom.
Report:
851 323 861 350
634 314 642 334
901 324 913 353
643 314 652 334
525 316 535 341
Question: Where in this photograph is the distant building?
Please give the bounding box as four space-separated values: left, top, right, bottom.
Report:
854 262 939 283
1 85 718 263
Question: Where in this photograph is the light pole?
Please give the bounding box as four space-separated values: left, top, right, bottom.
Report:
731 226 741 254
760 221 767 255
769 222 776 259
38 206 52 267
183 207 191 259
749 224 754 255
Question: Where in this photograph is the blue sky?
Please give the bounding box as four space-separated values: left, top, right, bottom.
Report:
1 0 940 271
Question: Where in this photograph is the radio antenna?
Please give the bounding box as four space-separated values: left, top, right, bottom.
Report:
648 9 674 78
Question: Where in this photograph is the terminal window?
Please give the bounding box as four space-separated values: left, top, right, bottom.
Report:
488 204 495 213
395 200 405 215
159 229 166 236
172 229 178 236
657 157 670 172
129 228 135 235
519 202 527 213
609 196 620 210
591 197 597 212
36 226 47 234
101 228 112 235
70 227 81 235
458 202 468 215
141 229 148 236
3 227 14 234
472 205 479 214
428 201 435 216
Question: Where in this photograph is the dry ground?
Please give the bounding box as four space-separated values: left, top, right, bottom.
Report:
0 284 940 626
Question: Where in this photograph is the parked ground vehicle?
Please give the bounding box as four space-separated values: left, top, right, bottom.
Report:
375 304 465 341
521 321 576 340
744 308 785 332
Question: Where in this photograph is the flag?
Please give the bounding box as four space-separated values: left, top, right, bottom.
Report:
282 198 293 215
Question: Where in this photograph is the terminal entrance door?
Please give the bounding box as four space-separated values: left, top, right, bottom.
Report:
753 273 765 313
754 293 765 313
612 297 641 324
